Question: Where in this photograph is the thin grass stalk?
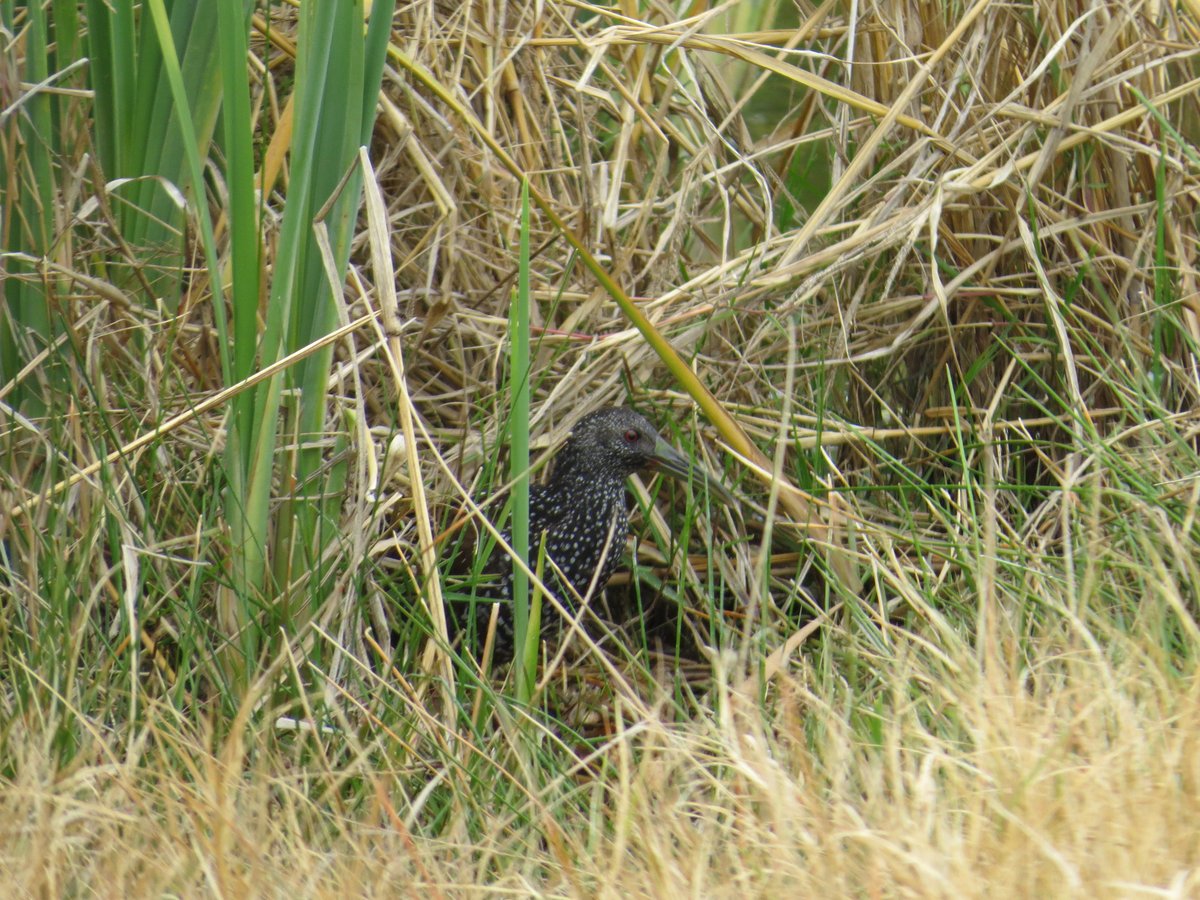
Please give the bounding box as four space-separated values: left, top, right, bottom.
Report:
212 0 262 678
510 179 534 702
215 0 262 446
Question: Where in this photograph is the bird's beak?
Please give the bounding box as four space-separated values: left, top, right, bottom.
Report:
648 436 737 507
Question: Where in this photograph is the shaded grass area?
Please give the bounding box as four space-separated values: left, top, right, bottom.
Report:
2 0 1199 894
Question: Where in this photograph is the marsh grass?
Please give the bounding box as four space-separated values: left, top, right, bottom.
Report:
2 0 1199 895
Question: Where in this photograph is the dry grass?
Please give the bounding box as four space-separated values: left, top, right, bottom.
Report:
3 0 1200 895
3 626 1197 896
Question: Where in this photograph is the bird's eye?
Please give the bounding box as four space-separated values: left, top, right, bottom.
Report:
623 428 640 443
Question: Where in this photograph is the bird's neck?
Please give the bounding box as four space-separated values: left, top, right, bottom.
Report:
545 453 587 487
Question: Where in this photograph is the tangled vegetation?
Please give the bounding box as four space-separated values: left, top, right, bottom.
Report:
2 1 1198 895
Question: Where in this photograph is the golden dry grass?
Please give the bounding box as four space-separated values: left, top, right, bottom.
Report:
3 633 1197 895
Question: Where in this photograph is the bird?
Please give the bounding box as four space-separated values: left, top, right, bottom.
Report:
461 406 734 661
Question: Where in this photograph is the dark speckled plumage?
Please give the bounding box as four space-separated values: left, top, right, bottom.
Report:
472 407 730 658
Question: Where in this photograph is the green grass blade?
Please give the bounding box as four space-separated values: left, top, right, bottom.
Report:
511 179 534 702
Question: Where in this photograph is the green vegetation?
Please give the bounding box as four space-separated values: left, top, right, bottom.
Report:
2 1 1198 894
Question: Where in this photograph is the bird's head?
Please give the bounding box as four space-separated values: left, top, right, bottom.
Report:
556 407 735 504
